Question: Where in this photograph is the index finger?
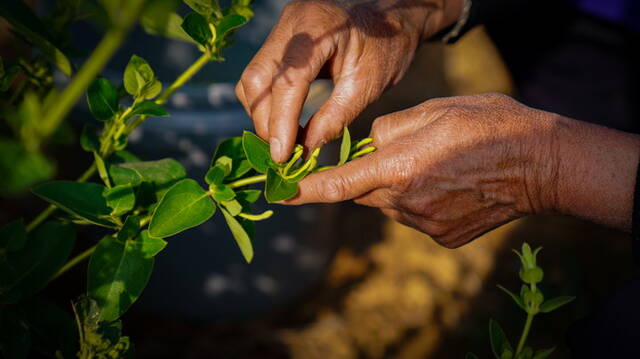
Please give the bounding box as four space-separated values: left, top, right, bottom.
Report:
284 150 389 204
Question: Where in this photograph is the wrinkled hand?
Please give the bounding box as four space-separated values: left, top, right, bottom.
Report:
236 0 462 163
286 94 640 248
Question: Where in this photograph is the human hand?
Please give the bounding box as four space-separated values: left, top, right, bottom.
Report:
236 0 463 163
285 94 640 247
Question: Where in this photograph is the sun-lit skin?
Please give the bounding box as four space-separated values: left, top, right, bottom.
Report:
285 94 640 247
238 0 640 246
236 0 464 162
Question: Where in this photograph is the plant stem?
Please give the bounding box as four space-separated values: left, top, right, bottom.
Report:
229 174 267 188
516 313 535 355
26 163 97 232
51 244 97 280
39 0 147 138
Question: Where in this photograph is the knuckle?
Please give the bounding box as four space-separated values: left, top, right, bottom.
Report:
241 63 271 90
320 177 347 202
370 115 390 142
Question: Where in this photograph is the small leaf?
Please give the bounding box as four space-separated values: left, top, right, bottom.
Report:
497 285 525 311
129 100 169 117
518 347 533 359
220 207 253 263
80 126 100 152
0 65 20 92
338 126 351 166
139 230 167 258
221 199 242 216
109 158 187 199
489 319 512 359
236 189 261 204
539 296 575 313
103 184 135 216
117 215 141 242
87 77 119 121
532 347 555 359
212 184 235 202
242 131 275 173
123 55 162 99
184 0 220 16
181 12 213 46
141 5 197 44
32 181 115 227
216 14 247 39
148 179 216 238
213 136 252 180
265 168 298 203
205 156 233 185
0 219 27 252
87 236 154 321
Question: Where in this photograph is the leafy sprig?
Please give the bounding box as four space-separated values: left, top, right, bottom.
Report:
467 243 575 359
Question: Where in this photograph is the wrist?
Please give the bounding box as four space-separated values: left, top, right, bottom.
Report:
548 117 640 230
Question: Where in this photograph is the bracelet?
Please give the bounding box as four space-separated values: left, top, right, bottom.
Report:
441 0 472 43
429 0 478 44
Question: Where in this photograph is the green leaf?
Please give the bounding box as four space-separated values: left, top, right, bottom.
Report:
0 307 30 359
205 155 232 185
489 319 512 359
0 65 20 92
117 215 141 242
123 55 162 100
103 184 136 216
142 10 196 43
148 179 216 238
532 347 555 359
236 189 261 204
138 230 167 258
87 77 119 121
338 127 351 166
184 0 220 16
181 12 213 46
0 219 27 252
88 236 154 321
242 131 275 173
0 139 54 195
265 168 298 203
0 222 75 300
109 158 187 199
0 0 73 76
73 296 133 357
32 181 115 227
221 199 242 216
80 126 100 152
213 136 252 180
212 184 235 202
110 150 142 164
497 285 525 311
517 346 533 359
216 14 247 39
220 207 253 263
129 100 169 117
539 296 575 313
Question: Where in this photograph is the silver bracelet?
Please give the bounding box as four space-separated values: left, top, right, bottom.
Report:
441 0 472 43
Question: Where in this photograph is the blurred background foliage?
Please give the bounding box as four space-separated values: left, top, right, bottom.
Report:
1 0 638 358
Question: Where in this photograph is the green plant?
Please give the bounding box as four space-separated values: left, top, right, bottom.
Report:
0 0 376 357
466 243 575 359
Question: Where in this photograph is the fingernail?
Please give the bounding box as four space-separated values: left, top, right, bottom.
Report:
270 137 283 162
